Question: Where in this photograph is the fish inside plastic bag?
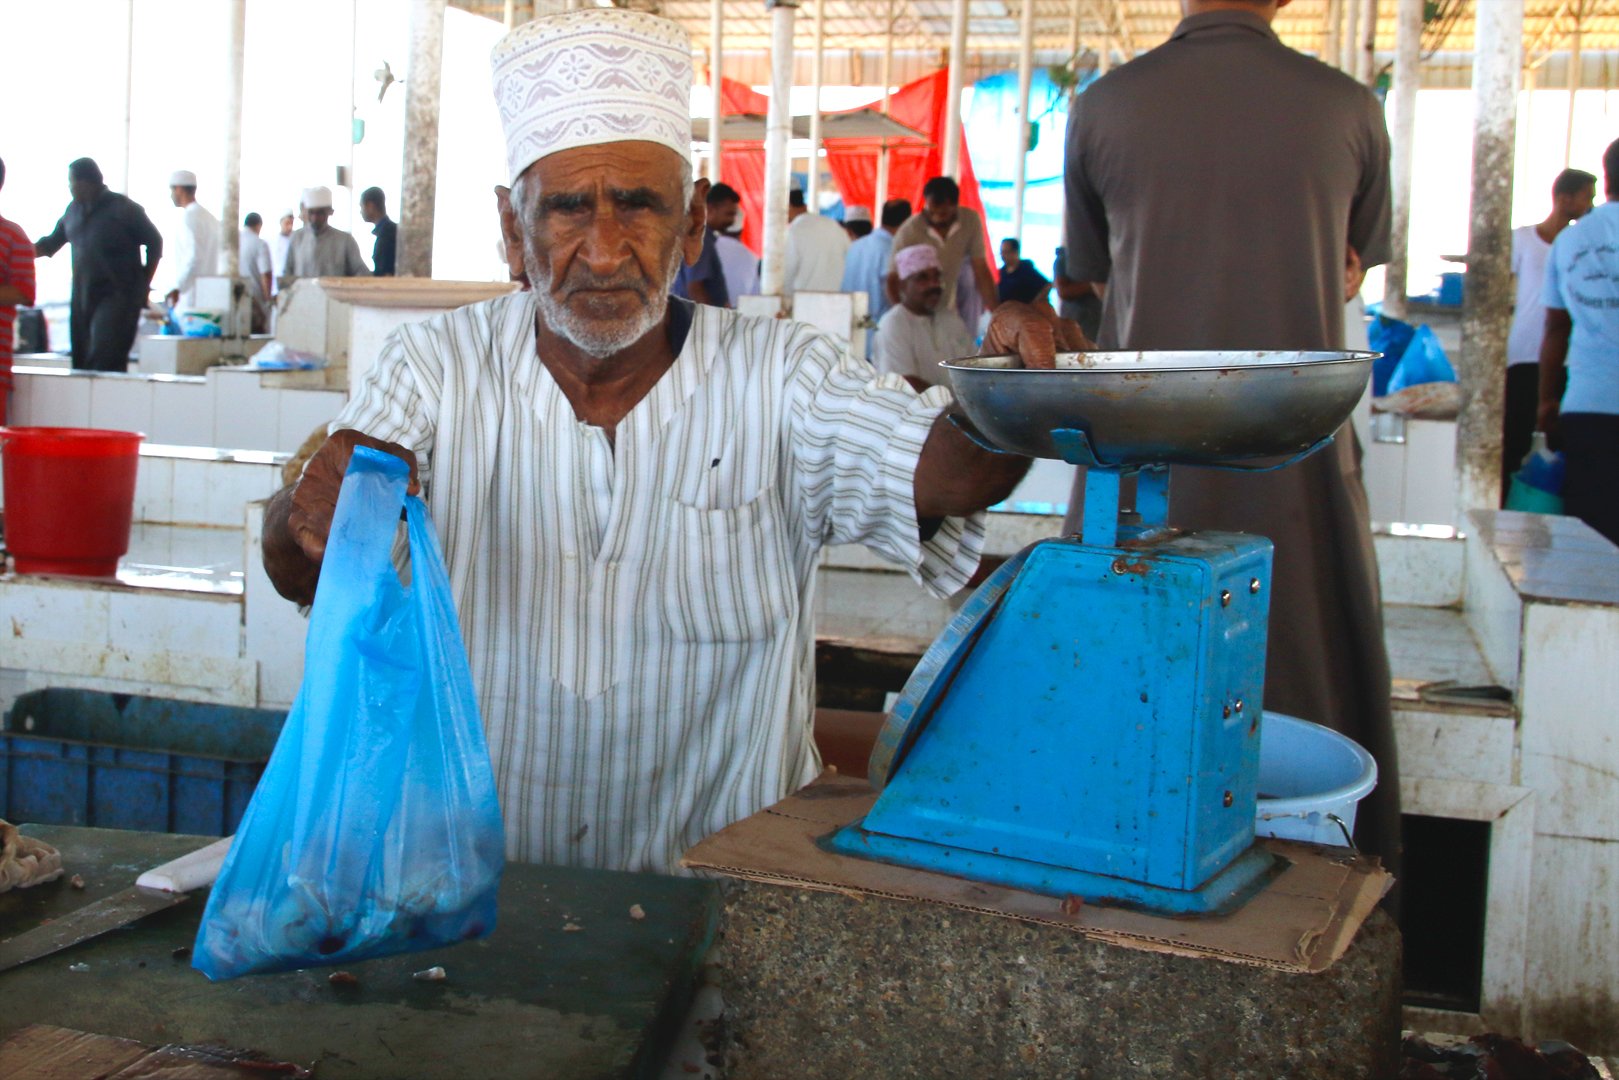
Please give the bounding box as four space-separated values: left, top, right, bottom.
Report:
193 447 504 979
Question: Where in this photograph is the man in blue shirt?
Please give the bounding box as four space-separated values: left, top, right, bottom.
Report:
997 238 1051 306
1540 138 1619 544
841 198 909 360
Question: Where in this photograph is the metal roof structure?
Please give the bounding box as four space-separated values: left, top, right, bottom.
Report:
450 0 1619 71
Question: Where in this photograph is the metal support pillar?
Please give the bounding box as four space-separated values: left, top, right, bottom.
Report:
807 0 826 210
942 0 969 178
1456 0 1524 514
761 0 798 298
1012 0 1035 241
710 0 725 183
1382 0 1421 319
399 0 446 278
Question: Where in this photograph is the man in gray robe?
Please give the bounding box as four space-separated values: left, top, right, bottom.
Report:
1060 0 1399 874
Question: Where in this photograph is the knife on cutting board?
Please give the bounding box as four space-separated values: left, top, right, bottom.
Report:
0 835 232 972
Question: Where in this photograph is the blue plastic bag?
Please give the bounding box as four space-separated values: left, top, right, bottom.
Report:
1386 325 1456 394
1367 314 1416 396
194 447 504 980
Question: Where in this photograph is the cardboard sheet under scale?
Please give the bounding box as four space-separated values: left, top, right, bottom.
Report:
681 772 1393 975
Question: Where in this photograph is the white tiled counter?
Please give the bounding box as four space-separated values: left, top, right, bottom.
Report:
8 365 346 454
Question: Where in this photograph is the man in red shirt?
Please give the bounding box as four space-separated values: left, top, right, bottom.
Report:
0 158 37 419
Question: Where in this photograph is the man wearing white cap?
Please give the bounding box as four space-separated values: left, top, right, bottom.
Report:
874 243 978 391
166 170 219 311
259 9 1034 876
280 186 367 286
268 209 296 294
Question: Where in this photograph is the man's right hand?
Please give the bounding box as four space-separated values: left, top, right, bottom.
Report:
262 430 419 605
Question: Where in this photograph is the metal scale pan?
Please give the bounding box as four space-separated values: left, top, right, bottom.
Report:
823 350 1376 917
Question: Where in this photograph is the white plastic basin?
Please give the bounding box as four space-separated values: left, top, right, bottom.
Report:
1255 711 1378 847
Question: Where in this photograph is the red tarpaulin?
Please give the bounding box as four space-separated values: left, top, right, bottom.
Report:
824 69 992 266
707 71 988 262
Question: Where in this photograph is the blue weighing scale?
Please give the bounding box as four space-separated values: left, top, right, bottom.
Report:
822 349 1376 917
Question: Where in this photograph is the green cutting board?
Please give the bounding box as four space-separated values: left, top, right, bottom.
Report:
0 826 718 1080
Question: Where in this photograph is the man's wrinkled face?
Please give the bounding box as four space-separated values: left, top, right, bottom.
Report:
924 198 959 232
707 198 740 234
505 141 705 359
308 206 332 232
900 266 944 314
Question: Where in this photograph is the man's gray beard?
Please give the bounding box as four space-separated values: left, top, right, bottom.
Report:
528 245 683 359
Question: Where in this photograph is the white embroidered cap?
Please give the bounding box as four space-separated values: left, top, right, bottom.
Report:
169 170 197 187
490 9 693 186
301 186 334 210
895 243 942 279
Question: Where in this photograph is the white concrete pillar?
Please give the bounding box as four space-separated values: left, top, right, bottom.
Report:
1456 0 1524 514
504 0 515 29
875 1 894 211
1011 0 1035 241
1357 0 1376 85
942 0 969 178
807 0 826 210
399 0 447 278
1565 21 1582 167
222 0 245 280
1098 38 1111 75
711 0 725 183
1323 0 1341 69
1381 0 1422 319
761 0 798 298
122 0 135 193
1341 0 1360 74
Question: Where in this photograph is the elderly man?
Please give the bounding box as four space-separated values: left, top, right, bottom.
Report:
281 186 368 286
260 10 1031 875
35 158 164 372
874 244 977 391
165 169 220 311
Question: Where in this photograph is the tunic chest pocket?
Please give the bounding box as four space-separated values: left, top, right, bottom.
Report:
659 489 797 643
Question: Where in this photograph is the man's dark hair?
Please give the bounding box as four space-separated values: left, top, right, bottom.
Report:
1604 140 1619 195
244 212 262 228
881 198 911 228
708 182 741 205
0 157 6 192
845 219 873 238
1554 167 1598 199
1002 237 1021 254
360 186 386 210
789 188 806 208
922 176 960 205
68 157 103 184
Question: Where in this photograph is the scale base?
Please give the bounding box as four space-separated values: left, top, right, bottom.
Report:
821 818 1287 918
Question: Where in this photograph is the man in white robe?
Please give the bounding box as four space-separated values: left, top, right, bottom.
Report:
165 169 219 311
260 9 1037 875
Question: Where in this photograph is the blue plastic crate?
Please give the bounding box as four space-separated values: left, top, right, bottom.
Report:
0 689 286 835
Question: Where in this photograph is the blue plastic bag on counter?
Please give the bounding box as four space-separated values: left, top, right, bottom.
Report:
1386 325 1456 394
194 447 504 980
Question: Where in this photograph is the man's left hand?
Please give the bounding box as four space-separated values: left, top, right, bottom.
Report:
980 301 1093 369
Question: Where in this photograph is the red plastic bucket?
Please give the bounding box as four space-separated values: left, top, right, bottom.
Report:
0 428 145 577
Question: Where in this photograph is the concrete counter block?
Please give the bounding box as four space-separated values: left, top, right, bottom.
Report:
715 880 1402 1080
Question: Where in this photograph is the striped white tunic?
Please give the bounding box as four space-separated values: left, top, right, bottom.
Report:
334 291 983 873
